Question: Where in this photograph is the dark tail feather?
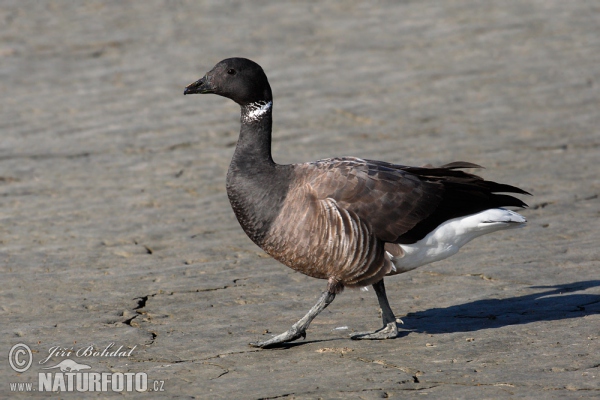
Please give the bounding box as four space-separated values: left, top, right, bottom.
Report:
438 161 483 170
402 163 532 197
484 182 531 196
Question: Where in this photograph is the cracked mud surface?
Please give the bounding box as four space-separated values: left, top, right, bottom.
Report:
1 1 599 398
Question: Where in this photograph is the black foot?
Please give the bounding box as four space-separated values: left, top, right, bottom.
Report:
249 290 336 349
350 320 402 340
249 327 306 348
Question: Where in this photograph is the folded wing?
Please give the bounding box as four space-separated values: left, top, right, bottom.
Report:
301 157 529 244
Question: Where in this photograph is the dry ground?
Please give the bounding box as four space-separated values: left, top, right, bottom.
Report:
1 1 599 398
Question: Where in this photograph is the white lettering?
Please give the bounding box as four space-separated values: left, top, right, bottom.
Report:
39 373 52 391
65 372 76 391
126 345 137 356
10 382 33 392
102 373 112 391
89 372 101 391
76 373 88 392
38 371 148 392
52 373 66 392
112 373 124 392
124 372 135 391
100 343 114 357
135 372 148 392
40 346 74 364
76 345 94 357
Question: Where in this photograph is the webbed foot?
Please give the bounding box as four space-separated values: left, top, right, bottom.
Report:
249 327 307 348
350 320 401 340
249 290 336 349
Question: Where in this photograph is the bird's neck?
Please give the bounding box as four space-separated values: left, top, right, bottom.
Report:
226 99 289 246
230 100 275 170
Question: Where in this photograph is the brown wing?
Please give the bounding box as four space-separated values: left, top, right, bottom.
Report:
300 157 529 244
297 157 442 243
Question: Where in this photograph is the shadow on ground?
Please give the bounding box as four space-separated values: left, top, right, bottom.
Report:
403 280 600 334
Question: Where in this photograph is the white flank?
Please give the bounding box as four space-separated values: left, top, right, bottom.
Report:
388 208 526 273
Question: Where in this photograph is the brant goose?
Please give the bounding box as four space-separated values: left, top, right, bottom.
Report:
184 58 529 348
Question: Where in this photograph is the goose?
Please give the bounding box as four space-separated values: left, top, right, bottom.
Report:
184 58 529 348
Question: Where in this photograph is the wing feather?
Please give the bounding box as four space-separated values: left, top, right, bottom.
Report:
299 157 529 244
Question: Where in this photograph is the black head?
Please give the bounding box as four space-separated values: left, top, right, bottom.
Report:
184 58 272 106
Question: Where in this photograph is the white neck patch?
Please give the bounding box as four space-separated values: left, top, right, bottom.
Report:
243 100 272 123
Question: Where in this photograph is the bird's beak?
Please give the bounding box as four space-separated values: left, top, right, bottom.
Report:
184 75 214 95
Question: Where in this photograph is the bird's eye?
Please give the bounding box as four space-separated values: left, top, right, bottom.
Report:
227 69 236 75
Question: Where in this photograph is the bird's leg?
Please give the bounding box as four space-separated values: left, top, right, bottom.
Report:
249 289 336 348
351 279 401 340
